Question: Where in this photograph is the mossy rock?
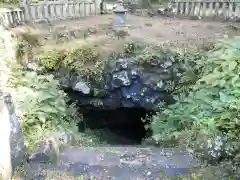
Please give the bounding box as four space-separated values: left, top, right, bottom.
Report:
36 40 201 88
37 42 108 85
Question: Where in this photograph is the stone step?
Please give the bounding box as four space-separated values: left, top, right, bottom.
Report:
24 146 199 179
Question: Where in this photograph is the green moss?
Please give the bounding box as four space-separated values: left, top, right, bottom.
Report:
63 46 106 85
38 44 107 85
37 40 204 90
38 50 66 71
123 41 181 67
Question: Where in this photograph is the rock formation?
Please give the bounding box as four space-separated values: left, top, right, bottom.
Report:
57 56 183 111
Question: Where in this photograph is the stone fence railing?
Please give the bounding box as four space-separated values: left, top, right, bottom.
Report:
127 0 240 21
0 8 25 28
0 0 101 28
20 0 100 23
170 0 240 20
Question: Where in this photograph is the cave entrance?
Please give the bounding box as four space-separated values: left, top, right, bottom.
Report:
78 107 152 145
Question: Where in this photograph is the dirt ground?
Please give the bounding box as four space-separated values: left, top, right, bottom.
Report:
11 14 240 55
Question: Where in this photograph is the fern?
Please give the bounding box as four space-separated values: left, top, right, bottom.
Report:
6 60 81 151
150 37 240 178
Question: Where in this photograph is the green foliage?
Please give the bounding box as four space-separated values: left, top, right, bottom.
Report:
64 46 105 84
38 45 106 85
157 166 236 180
6 61 81 151
150 38 240 178
38 50 66 71
124 41 176 68
123 41 207 96
15 32 39 66
0 2 19 7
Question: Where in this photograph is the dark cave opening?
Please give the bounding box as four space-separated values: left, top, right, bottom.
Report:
64 88 154 145
78 107 153 145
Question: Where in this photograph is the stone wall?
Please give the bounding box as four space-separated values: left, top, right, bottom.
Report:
0 21 27 180
0 93 27 180
0 25 18 61
0 99 12 180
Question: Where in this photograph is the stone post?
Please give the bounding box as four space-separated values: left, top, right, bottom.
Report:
95 0 101 15
21 0 31 22
0 99 12 180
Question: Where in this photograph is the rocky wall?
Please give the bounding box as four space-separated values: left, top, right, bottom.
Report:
58 56 183 111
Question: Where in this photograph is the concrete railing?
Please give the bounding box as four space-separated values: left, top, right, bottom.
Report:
0 0 101 27
0 8 25 28
20 0 100 23
170 0 240 20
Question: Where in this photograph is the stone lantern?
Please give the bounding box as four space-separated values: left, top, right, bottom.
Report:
113 0 127 25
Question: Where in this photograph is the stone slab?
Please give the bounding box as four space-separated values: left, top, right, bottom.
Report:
26 146 199 179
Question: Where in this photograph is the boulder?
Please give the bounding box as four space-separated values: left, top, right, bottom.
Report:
56 68 92 95
28 131 76 164
0 92 28 179
157 7 173 17
103 58 180 110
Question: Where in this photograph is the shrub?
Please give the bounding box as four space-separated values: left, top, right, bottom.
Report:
37 45 106 85
6 61 81 151
38 50 66 71
63 46 105 85
150 38 240 178
15 32 39 66
124 41 207 96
